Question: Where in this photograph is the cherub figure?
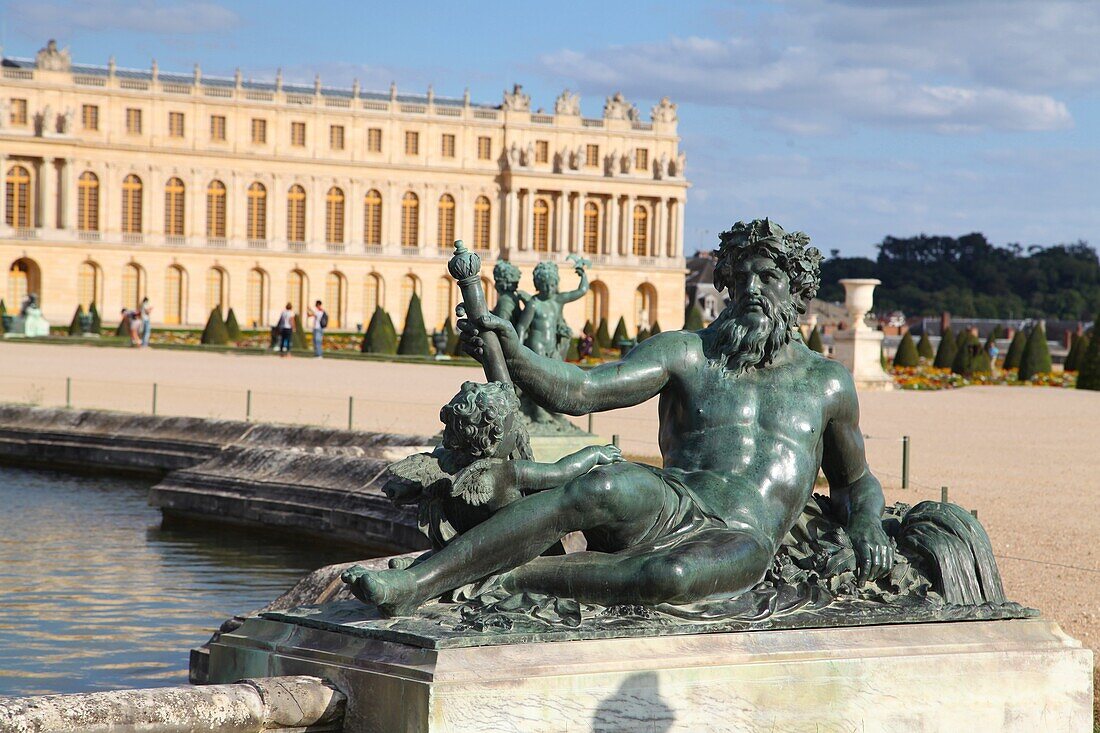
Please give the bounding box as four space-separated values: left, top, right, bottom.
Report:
343 381 621 609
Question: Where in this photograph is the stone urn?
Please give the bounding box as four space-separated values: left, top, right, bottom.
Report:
833 278 893 390
839 278 881 332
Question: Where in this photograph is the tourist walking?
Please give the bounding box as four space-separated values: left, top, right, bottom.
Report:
139 297 153 348
276 303 295 357
307 300 327 358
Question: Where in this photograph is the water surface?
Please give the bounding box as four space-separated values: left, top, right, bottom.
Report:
0 466 364 696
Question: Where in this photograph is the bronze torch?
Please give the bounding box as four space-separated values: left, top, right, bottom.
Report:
447 240 512 385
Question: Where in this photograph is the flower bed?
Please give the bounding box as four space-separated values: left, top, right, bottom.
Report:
890 365 1075 390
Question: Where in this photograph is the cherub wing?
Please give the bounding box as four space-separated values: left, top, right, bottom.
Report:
383 452 452 504
451 458 501 506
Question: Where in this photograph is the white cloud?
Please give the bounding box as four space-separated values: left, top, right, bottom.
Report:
9 0 240 37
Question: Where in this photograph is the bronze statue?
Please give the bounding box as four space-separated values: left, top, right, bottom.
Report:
515 259 588 359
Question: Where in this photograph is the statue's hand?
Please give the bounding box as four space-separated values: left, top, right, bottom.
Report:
516 290 533 304
589 444 623 465
847 516 894 584
457 310 520 360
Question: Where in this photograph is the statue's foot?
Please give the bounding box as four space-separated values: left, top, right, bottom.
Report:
349 568 421 617
341 564 372 603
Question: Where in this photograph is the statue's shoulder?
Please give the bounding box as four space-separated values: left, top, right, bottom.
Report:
644 328 706 361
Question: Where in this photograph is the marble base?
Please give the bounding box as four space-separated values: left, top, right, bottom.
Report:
834 328 895 390
206 617 1092 733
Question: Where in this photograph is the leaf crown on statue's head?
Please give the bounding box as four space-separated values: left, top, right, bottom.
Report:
713 218 823 314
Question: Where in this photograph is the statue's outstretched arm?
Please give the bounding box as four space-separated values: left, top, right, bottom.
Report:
513 444 623 491
558 271 589 304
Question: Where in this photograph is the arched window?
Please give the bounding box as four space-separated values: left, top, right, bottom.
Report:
400 274 421 320
473 196 491 250
583 201 600 254
286 269 307 316
635 283 657 331
533 197 550 252
364 272 384 315
9 258 41 309
121 262 144 310
77 261 101 310
435 276 454 329
4 166 32 228
77 172 99 231
325 271 346 328
247 268 268 327
205 267 227 316
164 177 185 236
325 187 345 243
437 194 455 248
206 180 226 238
246 182 267 240
287 184 306 243
401 192 419 249
121 174 143 233
481 276 495 309
632 205 649 256
363 189 382 246
164 265 186 325
586 279 609 325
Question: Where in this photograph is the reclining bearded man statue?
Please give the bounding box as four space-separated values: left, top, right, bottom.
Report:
346 219 897 617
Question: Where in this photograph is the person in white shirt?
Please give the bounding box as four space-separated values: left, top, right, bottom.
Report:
307 300 327 358
276 303 295 357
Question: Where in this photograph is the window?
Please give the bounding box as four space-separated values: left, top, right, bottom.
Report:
168 112 185 138
206 180 226 238
587 280 609 325
77 172 99 231
330 125 345 150
533 198 550 252
326 187 345 243
291 121 306 146
5 166 32 228
206 267 227 316
477 136 491 160
401 192 419 248
635 148 649 171
585 144 599 168
324 272 345 327
287 184 306 242
437 194 455 247
363 189 382 245
435 276 454 329
405 130 419 155
246 182 267 240
441 133 455 158
286 270 307 315
632 205 649 256
122 263 144 311
8 259 38 310
473 196 491 250
251 118 267 144
247 268 268 326
164 177 186 236
210 115 226 141
78 261 100 310
400 274 421 316
81 104 98 131
364 273 384 313
10 99 27 126
121 174 143 233
164 265 185 325
583 201 600 254
535 140 549 164
367 128 382 152
126 108 142 134
635 284 657 331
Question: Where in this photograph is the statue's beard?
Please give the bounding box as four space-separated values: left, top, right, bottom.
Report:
705 296 798 374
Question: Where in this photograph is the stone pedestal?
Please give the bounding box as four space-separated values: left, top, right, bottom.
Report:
835 278 894 390
206 617 1092 732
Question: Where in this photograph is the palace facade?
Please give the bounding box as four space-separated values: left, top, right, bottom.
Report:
0 41 688 335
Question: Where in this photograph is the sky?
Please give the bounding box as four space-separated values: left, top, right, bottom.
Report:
3 0 1100 258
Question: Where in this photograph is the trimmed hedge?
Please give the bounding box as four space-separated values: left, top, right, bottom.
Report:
932 329 956 368
67 305 86 336
397 293 430 356
362 307 398 354
612 317 629 346
806 326 825 354
1075 334 1100 391
1003 330 1026 370
1017 325 1052 381
224 308 243 341
893 331 920 368
684 304 705 331
200 307 230 345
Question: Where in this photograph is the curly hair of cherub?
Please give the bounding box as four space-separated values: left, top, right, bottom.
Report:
440 381 520 457
712 218 823 314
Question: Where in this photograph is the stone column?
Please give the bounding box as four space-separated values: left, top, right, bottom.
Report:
607 195 619 258
621 194 634 256
832 278 893 390
523 189 535 253
555 190 568 252
0 153 7 227
41 157 58 229
149 169 164 236
674 198 685 258
58 158 73 230
572 193 582 254
504 188 518 253
655 197 668 258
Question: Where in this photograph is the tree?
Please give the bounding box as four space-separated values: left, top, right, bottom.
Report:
88 303 102 334
932 329 956 368
892 331 920 368
565 337 580 361
583 320 602 359
224 308 243 341
806 326 825 354
611 317 629 346
200 307 229 345
1017 326 1052 381
951 333 979 376
397 293 430 355
1064 332 1086 372
650 321 662 335
1003 330 1027 370
292 314 308 351
442 317 460 355
361 307 398 354
916 332 934 360
67 305 85 336
971 343 993 374
955 328 971 350
637 327 651 342
1075 334 1100 390
595 318 612 349
684 304 705 331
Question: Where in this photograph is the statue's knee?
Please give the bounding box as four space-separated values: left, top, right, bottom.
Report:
640 556 694 602
562 470 618 517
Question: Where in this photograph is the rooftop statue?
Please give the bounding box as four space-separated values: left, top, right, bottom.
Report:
341 224 1022 634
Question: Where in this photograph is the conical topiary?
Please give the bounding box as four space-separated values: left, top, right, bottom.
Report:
1017 326 1052 381
292 314 308 351
933 329 957 369
684 304 705 331
67 305 85 336
951 333 976 376
650 321 661 336
397 293 430 355
1075 334 1100 391
442 317 459 355
1003 330 1027 370
89 303 101 334
893 331 920 368
637 327 651 342
115 314 129 337
224 308 243 341
362 307 398 354
0 299 5 316
583 320 602 359
566 337 580 361
956 329 971 349
612 317 629 346
200 307 229 345
807 326 825 354
916 332 934 360
971 344 993 374
595 318 612 350
1064 333 1085 372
